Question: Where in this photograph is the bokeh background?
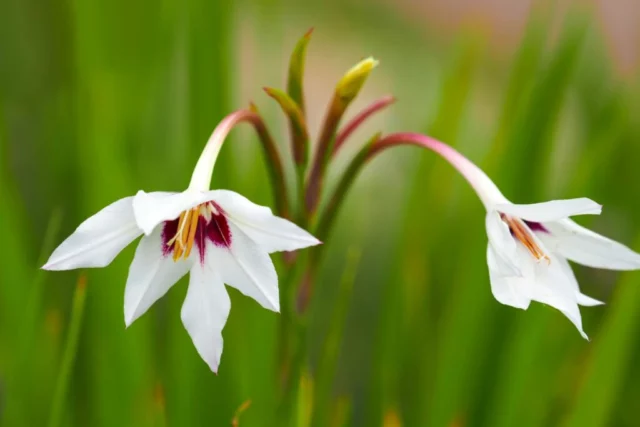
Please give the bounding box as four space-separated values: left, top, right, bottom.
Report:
2 0 640 426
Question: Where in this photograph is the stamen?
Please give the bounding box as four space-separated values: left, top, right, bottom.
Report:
166 211 187 247
502 214 550 263
161 202 232 263
171 212 188 261
183 208 200 258
170 207 201 262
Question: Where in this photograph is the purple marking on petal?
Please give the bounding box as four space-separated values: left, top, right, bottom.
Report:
206 204 232 248
524 220 550 234
195 216 208 265
193 204 232 265
161 219 180 257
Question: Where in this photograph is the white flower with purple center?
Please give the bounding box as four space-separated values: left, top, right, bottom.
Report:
43 117 320 372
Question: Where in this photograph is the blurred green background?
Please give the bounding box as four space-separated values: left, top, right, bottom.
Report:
2 0 640 426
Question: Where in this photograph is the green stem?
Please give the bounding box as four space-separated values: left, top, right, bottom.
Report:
305 97 343 222
246 106 292 219
296 164 308 228
275 250 317 426
310 249 360 427
48 275 87 427
315 133 379 246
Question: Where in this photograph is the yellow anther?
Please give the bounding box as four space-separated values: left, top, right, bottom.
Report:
183 208 200 258
169 206 203 262
503 215 550 263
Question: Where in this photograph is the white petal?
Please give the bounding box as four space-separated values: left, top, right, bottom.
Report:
212 190 321 253
540 218 640 270
132 190 216 235
43 196 141 270
124 228 191 326
527 251 589 339
211 223 280 312
576 293 604 307
486 245 530 309
553 254 605 307
181 263 230 373
495 198 602 222
485 211 521 276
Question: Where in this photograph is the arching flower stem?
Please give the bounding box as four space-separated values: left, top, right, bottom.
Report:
190 108 291 219
332 95 395 158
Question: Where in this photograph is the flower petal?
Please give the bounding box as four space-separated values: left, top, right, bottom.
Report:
181 263 230 373
527 251 589 339
485 211 521 276
212 190 320 253
495 198 602 223
576 293 605 307
124 228 191 327
553 254 605 307
540 218 640 270
43 196 141 270
486 244 530 309
209 222 280 312
133 190 215 235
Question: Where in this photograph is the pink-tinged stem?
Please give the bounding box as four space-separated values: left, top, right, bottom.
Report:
369 132 501 208
316 131 502 248
189 109 290 218
332 95 395 157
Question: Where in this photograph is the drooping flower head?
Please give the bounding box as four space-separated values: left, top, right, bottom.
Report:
44 110 320 372
364 133 640 339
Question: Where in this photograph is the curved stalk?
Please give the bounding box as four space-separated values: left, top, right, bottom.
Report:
332 95 395 157
317 131 500 246
190 108 291 219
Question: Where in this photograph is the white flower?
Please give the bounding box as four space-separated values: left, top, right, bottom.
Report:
428 138 640 339
43 119 321 372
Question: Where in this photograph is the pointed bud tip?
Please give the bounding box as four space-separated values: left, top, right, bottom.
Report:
336 57 379 101
304 27 314 38
353 57 379 72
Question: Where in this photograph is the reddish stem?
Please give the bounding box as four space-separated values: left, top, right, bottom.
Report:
211 110 291 219
333 95 395 157
369 132 497 208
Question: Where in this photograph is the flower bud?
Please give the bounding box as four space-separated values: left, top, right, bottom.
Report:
335 57 379 104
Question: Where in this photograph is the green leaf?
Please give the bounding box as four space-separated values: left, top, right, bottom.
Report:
287 28 313 115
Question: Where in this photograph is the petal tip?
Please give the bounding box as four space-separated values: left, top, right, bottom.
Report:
207 359 220 374
124 311 137 329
